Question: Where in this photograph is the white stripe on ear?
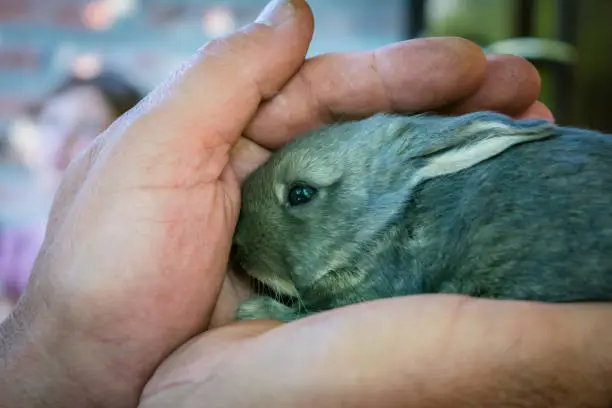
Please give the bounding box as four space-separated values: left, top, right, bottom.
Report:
410 121 554 185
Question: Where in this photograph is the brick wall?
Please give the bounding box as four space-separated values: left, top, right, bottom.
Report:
0 0 405 134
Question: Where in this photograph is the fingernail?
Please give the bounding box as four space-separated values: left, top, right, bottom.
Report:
256 0 295 27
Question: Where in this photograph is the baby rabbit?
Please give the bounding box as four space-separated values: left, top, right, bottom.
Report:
231 111 612 322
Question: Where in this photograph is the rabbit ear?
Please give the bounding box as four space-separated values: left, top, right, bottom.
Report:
405 113 556 187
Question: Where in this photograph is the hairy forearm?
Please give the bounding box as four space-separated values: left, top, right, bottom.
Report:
0 302 143 408
196 296 612 408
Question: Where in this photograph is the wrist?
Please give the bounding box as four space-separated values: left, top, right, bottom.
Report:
0 297 144 408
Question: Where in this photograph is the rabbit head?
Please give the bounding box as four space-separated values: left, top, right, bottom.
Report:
232 111 555 303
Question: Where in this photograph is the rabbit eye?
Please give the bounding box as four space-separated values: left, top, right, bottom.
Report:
287 184 318 206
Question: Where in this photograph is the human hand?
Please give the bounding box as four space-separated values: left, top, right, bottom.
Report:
140 296 612 408
0 0 558 407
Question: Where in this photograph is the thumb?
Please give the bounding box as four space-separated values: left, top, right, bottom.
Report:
97 0 314 184
43 0 313 244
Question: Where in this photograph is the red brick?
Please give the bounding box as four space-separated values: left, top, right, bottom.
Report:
147 4 189 26
0 47 40 71
0 0 31 21
52 3 86 29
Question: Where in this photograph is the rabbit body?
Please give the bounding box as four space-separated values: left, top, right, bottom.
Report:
232 112 612 322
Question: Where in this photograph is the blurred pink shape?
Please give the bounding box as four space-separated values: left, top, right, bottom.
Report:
0 221 46 301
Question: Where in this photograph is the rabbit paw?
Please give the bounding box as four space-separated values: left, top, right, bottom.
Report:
235 296 301 322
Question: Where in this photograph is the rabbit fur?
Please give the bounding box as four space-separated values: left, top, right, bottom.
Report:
231 111 612 322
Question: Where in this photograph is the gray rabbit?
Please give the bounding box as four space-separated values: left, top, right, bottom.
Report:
231 111 612 322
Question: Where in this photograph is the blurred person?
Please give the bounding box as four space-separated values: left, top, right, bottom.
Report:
0 71 144 310
21 71 145 184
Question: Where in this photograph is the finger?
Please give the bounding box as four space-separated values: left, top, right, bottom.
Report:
102 0 314 179
229 99 557 186
442 54 541 116
47 0 315 227
245 37 488 149
514 100 555 122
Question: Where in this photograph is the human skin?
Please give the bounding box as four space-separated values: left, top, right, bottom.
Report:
140 297 612 408
2 0 608 407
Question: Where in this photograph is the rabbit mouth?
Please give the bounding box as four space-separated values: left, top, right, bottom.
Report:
248 278 298 307
229 244 298 306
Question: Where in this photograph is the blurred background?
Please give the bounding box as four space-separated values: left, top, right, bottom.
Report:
1 0 611 312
